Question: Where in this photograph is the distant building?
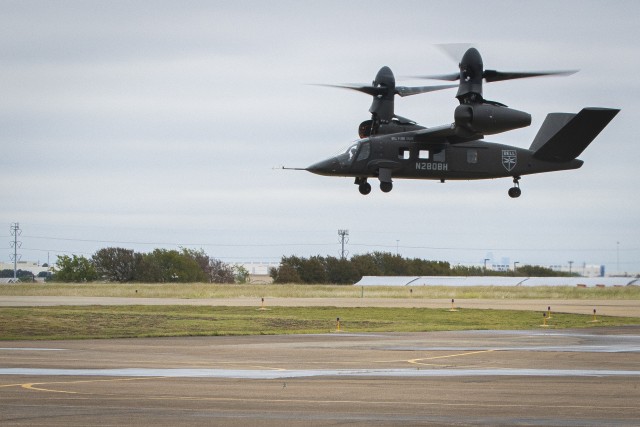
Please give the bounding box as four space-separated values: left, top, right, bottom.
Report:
237 262 280 276
0 261 52 282
548 263 604 277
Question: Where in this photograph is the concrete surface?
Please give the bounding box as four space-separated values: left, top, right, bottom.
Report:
2 327 640 426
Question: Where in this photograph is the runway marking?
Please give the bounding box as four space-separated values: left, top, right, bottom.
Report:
15 377 167 394
5 383 640 413
8 376 639 412
408 349 495 366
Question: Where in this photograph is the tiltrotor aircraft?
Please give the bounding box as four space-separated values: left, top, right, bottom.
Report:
299 47 619 197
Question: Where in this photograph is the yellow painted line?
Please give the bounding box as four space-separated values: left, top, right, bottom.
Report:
22 383 81 394
18 377 166 394
408 349 495 366
0 382 31 388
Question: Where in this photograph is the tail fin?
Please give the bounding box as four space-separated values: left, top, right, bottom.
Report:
530 108 619 162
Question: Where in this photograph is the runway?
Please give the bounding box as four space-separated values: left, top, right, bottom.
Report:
2 327 640 426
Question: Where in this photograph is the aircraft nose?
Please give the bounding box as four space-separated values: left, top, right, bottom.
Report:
306 158 339 176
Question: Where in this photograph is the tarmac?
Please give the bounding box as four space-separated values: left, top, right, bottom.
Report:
2 327 640 426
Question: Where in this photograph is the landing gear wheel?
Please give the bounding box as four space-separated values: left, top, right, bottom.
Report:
380 181 393 193
508 187 521 198
508 176 521 198
358 182 371 195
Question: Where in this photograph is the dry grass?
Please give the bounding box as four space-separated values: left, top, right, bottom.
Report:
2 305 639 340
1 283 639 299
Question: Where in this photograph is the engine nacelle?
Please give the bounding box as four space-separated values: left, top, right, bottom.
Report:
454 104 531 135
358 119 424 138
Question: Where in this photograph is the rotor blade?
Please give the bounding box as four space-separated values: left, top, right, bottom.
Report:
483 69 579 82
434 43 474 63
395 84 457 97
312 83 455 97
408 73 461 81
311 83 386 97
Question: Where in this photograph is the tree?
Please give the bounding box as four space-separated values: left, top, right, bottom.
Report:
515 264 572 277
209 258 235 283
324 256 360 284
407 258 451 276
367 252 407 276
270 262 301 284
134 249 207 283
234 265 250 284
92 247 137 283
351 254 382 278
53 255 97 282
181 248 212 279
299 256 328 283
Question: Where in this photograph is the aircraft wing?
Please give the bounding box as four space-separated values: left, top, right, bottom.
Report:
411 124 484 144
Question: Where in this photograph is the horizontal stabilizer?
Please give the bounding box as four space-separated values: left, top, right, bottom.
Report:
531 108 619 162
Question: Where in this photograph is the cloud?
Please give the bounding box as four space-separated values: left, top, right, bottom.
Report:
1 1 639 273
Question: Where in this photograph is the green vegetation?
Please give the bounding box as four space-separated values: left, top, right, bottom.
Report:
1 283 639 300
1 305 638 340
52 248 240 283
0 269 38 281
270 252 577 284
46 247 583 284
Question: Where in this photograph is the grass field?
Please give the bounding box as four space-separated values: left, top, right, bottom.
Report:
2 283 640 299
1 305 639 340
2 284 638 340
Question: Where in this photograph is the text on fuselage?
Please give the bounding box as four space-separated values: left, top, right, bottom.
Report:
416 162 448 171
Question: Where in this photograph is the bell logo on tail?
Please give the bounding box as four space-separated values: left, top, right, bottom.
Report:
502 150 517 171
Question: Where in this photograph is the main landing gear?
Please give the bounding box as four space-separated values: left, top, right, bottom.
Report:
508 176 522 198
380 181 393 193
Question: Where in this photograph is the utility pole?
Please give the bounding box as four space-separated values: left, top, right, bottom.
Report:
338 229 349 260
10 223 21 281
568 260 574 276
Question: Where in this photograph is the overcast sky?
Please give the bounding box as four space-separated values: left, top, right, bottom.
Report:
1 0 638 275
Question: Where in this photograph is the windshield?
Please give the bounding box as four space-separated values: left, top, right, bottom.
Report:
335 139 368 166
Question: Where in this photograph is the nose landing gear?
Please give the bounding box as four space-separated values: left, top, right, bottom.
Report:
355 177 371 195
508 176 522 198
359 181 371 195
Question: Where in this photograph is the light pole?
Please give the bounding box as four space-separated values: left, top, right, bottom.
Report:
513 261 519 273
484 258 490 275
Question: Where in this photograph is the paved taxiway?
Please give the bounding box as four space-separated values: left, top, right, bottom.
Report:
2 327 640 426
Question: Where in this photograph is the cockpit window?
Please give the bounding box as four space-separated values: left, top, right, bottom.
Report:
356 142 370 161
337 139 369 166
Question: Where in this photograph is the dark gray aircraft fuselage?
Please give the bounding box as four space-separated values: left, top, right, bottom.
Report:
308 134 582 182
303 107 618 197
